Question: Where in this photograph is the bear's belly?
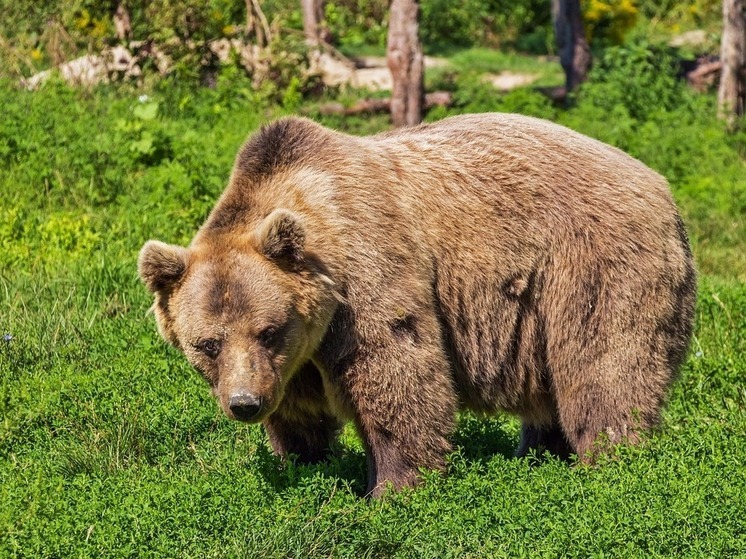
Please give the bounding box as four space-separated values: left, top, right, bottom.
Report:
436 273 554 421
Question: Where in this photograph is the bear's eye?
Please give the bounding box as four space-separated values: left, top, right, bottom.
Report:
197 338 221 359
257 326 279 347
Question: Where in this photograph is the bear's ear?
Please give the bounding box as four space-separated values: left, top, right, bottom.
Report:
254 209 306 265
138 240 188 293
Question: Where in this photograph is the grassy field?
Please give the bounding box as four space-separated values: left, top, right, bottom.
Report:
1 47 745 557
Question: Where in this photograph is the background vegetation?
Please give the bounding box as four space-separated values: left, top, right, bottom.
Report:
0 0 724 72
1 0 745 557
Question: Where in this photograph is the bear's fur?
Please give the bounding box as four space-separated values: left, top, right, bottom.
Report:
138 114 696 496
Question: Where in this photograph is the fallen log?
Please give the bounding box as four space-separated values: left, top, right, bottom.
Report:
686 59 721 92
317 90 453 116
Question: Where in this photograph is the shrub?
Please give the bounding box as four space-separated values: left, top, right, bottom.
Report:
574 42 684 121
325 0 389 48
421 0 552 52
583 0 639 46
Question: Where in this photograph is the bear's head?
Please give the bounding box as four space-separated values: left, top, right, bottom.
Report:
138 209 339 423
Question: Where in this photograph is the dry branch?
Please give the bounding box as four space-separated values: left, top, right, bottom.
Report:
687 59 722 92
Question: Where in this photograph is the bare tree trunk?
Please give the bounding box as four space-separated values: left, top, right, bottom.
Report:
114 2 132 41
552 0 591 93
387 0 424 126
301 0 327 46
718 0 746 123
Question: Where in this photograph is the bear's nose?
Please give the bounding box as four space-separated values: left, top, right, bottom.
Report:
228 393 263 421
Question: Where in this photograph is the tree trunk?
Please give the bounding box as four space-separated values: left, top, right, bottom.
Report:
718 0 746 123
301 0 327 46
245 0 270 47
552 0 591 93
387 0 424 127
113 2 131 41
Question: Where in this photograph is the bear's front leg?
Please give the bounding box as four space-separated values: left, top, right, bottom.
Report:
263 362 341 464
345 337 457 497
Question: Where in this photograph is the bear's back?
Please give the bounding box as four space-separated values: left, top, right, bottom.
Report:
370 113 672 214
350 113 678 272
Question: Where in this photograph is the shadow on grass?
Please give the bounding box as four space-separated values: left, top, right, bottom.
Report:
452 413 519 464
253 412 525 496
251 443 369 496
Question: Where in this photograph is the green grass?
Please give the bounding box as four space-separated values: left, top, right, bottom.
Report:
1 46 746 557
445 47 564 86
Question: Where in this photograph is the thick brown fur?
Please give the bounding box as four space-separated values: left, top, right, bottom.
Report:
138 114 696 497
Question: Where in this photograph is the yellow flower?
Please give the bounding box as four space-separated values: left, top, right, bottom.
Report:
75 8 91 29
583 0 639 44
91 18 109 38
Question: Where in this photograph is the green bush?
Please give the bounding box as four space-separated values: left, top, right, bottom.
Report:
635 0 721 27
325 0 389 48
420 0 552 52
575 43 684 121
583 0 639 46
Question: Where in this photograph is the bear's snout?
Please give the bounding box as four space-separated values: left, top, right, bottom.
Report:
228 392 263 422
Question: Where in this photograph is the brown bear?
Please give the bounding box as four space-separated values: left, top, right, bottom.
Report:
138 113 696 497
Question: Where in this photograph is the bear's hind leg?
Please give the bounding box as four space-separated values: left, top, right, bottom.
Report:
515 423 573 461
549 328 675 460
552 375 659 462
